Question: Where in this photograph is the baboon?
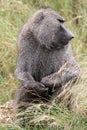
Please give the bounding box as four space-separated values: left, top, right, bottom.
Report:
15 7 80 110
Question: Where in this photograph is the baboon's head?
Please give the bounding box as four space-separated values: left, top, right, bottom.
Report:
32 8 74 50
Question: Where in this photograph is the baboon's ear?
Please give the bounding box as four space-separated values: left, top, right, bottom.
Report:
34 12 44 23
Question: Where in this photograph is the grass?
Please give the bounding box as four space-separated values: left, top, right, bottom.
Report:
0 0 87 129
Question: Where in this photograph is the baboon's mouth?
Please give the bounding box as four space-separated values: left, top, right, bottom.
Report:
50 41 69 50
61 39 69 45
64 41 69 45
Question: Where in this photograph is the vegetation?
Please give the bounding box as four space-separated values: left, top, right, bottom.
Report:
0 0 87 129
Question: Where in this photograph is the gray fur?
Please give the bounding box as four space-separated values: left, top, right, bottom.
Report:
14 8 80 110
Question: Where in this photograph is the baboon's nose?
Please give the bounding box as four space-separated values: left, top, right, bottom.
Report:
71 35 74 39
68 32 74 41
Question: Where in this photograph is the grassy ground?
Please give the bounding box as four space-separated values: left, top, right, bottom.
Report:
0 0 87 129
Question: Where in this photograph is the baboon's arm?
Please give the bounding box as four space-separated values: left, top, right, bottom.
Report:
14 36 49 94
41 59 80 89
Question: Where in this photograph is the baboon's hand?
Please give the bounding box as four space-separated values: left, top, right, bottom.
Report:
41 77 56 88
41 77 62 95
41 77 60 88
22 80 48 95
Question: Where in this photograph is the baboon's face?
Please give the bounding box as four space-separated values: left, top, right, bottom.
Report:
55 23 74 48
33 8 74 50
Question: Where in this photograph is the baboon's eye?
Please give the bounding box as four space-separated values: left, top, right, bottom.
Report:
57 19 66 23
